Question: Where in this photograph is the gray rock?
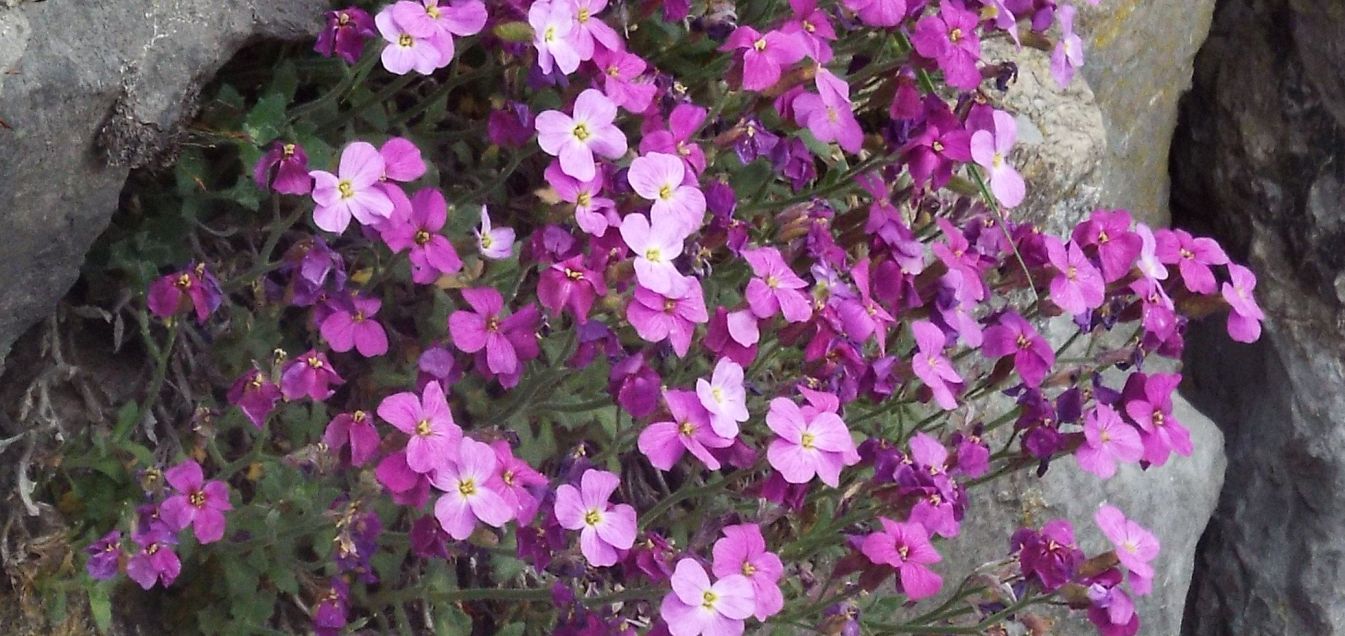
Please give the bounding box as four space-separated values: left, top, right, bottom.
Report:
0 0 325 370
1170 0 1345 632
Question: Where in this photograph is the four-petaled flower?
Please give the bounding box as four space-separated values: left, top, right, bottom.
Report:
765 389 860 487
659 558 757 636
554 469 638 567
861 517 943 600
378 380 463 474
160 460 232 544
535 89 628 181
430 437 514 539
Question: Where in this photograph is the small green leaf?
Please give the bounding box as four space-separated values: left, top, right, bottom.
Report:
88 582 113 633
493 21 534 43
244 93 289 146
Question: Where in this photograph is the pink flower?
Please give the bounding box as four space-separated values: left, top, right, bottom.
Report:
377 380 463 474
390 0 487 66
981 311 1054 387
321 295 389 357
722 27 808 91
375 7 442 75
323 410 381 467
1051 5 1085 87
837 260 895 351
491 441 548 524
530 0 582 75
254 141 312 195
148 264 223 324
1154 228 1229 294
567 0 621 59
910 320 962 410
538 255 606 321
430 437 514 540
448 287 535 376
310 142 395 233
970 109 1026 208
535 89 628 181
711 524 784 621
228 369 282 428
545 161 618 236
626 278 709 357
554 469 638 567
622 208 691 295
743 247 812 322
1094 505 1160 580
696 358 749 438
765 391 859 487
1047 238 1106 315
1073 209 1143 283
1222 264 1265 343
594 47 657 112
782 0 837 60
1122 373 1192 467
861 518 943 600
628 152 707 231
280 350 344 401
1134 223 1169 280
706 308 761 367
315 7 376 64
794 91 863 153
1075 404 1144 479
127 534 180 590
160 460 231 544
659 558 756 636
640 104 709 175
476 205 516 260
841 0 907 28
911 1 983 91
381 188 463 284
638 390 735 470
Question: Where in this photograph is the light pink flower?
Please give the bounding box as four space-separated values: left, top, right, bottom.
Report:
594 47 658 112
970 109 1026 208
377 380 463 474
638 390 735 470
391 0 487 66
660 558 756 636
1094 504 1160 580
743 247 812 323
545 161 618 236
626 278 709 357
554 469 637 567
910 320 961 410
567 0 621 60
621 209 692 295
430 437 514 540
1222 263 1265 343
711 524 784 621
530 0 582 75
628 152 707 231
476 205 516 260
1047 238 1106 315
376 7 442 75
535 89 628 181
793 91 862 153
696 358 749 438
310 142 395 233
1051 5 1085 88
765 391 859 487
1075 404 1143 479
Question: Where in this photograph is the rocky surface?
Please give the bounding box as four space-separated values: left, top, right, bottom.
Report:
0 0 325 371
1170 0 1345 633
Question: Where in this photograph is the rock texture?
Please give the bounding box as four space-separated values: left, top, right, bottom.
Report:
0 0 325 370
1076 0 1219 226
1171 0 1345 633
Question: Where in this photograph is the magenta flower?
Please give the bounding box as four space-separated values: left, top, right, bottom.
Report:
641 104 709 175
861 518 943 600
794 91 863 153
659 558 756 636
448 287 535 376
323 410 381 467
970 109 1026 208
981 311 1054 387
905 106 972 189
622 209 691 295
545 161 617 237
1075 404 1144 479
554 469 638 567
127 534 180 590
837 260 895 350
1222 263 1265 343
1154 228 1229 294
148 263 223 323
375 7 442 75
538 255 605 322
430 437 514 540
254 142 312 195
535 89 627 181
1047 238 1106 315
530 0 582 75
912 1 983 90
228 369 282 428
280 350 344 401
722 27 808 91
1095 505 1160 580
491 441 548 524
743 246 812 323
841 0 908 27
696 358 749 438
310 142 395 233
378 380 462 474
628 152 707 230
1073 209 1142 283
638 390 735 470
765 392 859 487
315 7 376 64
160 460 231 544
313 579 351 636
1051 5 1085 87
594 47 657 113
390 0 487 65
321 295 389 357
382 188 463 284
85 531 121 581
626 278 709 357
711 524 785 621
706 308 761 367
476 205 516 260
783 0 838 60
1013 519 1083 592
911 320 962 410
1122 372 1192 467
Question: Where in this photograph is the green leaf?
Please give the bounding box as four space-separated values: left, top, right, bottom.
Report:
244 93 289 146
496 624 527 636
435 604 473 636
88 582 113 633
493 21 534 42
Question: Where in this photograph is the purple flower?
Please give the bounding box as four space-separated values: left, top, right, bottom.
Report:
1051 5 1085 87
228 369 282 428
554 469 638 567
861 518 943 600
448 287 540 378
546 161 618 237
324 409 381 467
837 260 896 351
430 437 515 540
626 278 709 357
310 142 395 233
696 358 749 438
1222 264 1265 343
1121 372 1192 466
765 390 860 487
594 47 657 113
1075 404 1144 479
1047 238 1106 315
85 531 121 580
254 142 312 195
313 579 351 636
378 380 462 474
970 109 1026 208
489 101 535 148
734 119 779 164
280 350 344 401
659 558 756 636
1012 519 1083 592
841 0 908 27
535 89 628 181
1154 228 1229 294
609 354 663 417
126 535 180 590
912 1 983 90
722 27 808 91
638 390 735 471
148 263 223 323
711 523 785 621
1074 209 1143 283
315 7 376 64
911 320 962 410
981 311 1054 387
538 255 605 322
321 295 389 357
743 246 812 323
795 84 863 154
705 308 760 367
904 101 972 189
382 188 463 284
628 152 707 231
160 460 231 544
